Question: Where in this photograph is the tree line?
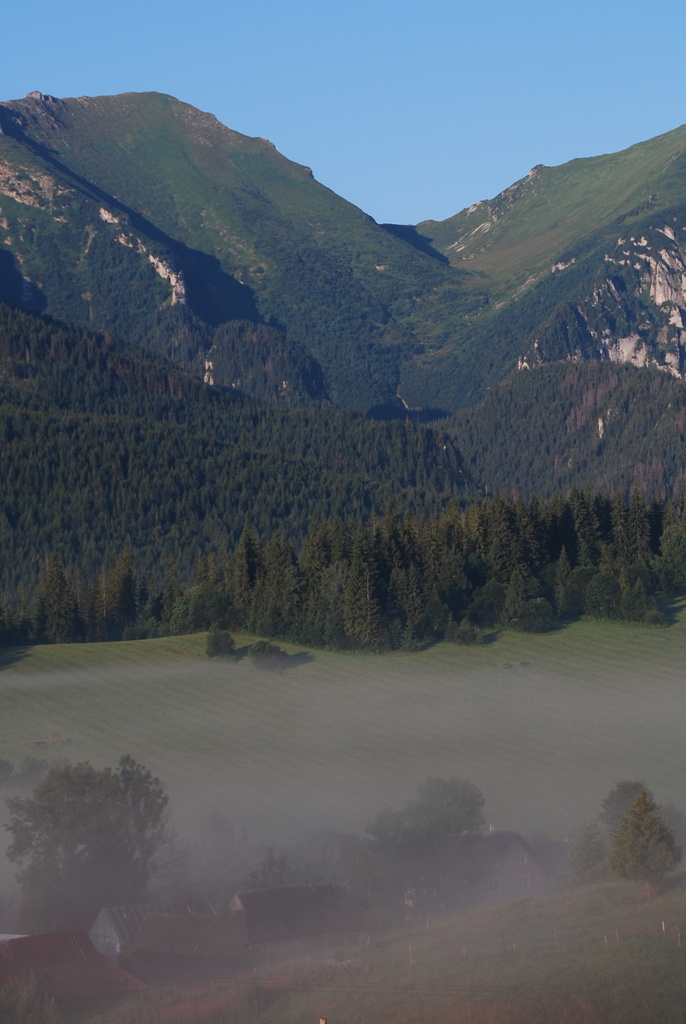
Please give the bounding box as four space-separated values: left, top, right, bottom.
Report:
4 487 686 651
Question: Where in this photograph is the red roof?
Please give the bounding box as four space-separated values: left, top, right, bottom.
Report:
0 930 144 1002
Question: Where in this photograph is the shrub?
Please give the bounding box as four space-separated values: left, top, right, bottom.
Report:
0 974 63 1023
454 618 484 645
0 758 14 785
206 626 236 657
249 640 287 672
518 597 554 633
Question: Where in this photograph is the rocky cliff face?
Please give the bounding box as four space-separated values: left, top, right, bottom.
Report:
518 221 686 377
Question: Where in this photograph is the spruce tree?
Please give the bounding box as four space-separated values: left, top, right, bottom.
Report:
34 554 79 643
344 528 386 649
609 789 681 893
107 547 136 639
249 531 302 638
229 524 264 626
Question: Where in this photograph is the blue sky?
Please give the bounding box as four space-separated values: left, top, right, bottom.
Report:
2 0 684 224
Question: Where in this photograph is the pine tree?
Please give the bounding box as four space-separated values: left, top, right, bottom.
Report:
249 531 302 638
611 493 632 567
161 553 182 630
344 528 386 649
34 554 79 643
229 524 264 626
316 560 349 648
107 547 136 639
553 546 573 617
609 790 681 893
570 489 601 566
627 489 651 564
503 565 530 626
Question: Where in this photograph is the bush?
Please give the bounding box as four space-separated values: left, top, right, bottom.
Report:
249 640 287 672
0 973 63 1023
644 606 667 626
206 627 236 657
454 618 484 645
518 597 554 633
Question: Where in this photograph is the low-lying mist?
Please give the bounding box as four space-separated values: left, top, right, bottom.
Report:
1 617 685 910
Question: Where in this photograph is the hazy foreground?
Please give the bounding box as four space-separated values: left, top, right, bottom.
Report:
2 607 685 852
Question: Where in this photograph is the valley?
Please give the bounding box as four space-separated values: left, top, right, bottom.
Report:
2 610 685 844
3 89 686 1023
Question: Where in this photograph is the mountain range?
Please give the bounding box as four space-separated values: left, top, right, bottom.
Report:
2 91 686 411
1 89 686 591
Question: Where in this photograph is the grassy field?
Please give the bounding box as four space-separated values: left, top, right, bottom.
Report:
65 875 686 1024
1 609 686 849
240 876 686 1024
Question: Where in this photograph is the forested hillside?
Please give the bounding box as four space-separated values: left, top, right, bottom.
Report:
4 92 686 650
0 302 466 596
449 362 686 497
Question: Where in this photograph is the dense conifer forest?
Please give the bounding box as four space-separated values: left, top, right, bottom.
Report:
4 488 685 651
450 361 686 498
3 299 686 652
0 301 466 596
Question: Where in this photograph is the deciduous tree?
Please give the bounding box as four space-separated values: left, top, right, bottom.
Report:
6 756 169 930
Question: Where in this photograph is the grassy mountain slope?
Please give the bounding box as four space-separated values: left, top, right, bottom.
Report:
4 90 686 421
418 124 686 292
0 91 465 410
399 124 686 409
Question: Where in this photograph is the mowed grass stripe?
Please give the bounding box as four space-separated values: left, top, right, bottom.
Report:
1 615 685 842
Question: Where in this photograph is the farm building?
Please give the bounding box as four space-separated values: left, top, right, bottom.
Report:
0 930 143 1005
199 882 366 957
120 911 218 982
403 829 559 919
120 883 367 981
90 899 214 960
465 830 548 903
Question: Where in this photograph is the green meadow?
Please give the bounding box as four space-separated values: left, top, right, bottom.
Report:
73 875 686 1024
240 876 686 1024
1 608 686 845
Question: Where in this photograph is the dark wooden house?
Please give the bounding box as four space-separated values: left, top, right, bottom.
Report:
120 912 217 982
465 830 547 903
120 883 366 981
200 882 366 961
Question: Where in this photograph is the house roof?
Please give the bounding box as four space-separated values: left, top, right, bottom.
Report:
124 913 216 956
90 903 160 953
91 899 214 949
200 883 365 950
0 930 144 1002
473 830 539 862
477 830 522 853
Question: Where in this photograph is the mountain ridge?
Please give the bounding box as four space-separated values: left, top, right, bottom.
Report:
3 90 686 416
